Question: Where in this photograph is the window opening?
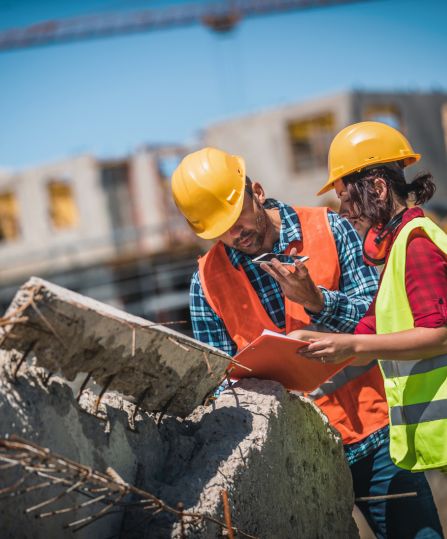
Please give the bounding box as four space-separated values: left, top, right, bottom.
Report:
0 191 20 242
288 113 335 173
47 180 79 230
363 104 402 130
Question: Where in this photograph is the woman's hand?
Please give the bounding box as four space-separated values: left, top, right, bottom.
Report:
287 329 326 342
299 333 357 364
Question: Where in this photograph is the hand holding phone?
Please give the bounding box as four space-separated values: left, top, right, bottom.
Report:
252 253 309 266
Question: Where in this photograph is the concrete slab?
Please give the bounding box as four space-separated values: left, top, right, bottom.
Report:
0 277 229 417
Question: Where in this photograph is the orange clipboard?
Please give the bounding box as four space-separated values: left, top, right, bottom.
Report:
230 331 352 392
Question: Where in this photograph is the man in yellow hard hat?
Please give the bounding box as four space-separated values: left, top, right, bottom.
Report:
171 146 437 537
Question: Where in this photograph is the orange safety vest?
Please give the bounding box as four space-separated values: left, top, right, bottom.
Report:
198 206 389 444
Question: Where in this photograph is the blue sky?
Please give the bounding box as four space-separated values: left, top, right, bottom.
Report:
0 0 446 169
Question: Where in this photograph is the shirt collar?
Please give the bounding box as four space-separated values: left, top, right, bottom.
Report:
393 207 425 240
402 206 425 225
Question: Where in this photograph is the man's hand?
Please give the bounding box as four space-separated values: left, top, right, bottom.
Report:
260 247 324 313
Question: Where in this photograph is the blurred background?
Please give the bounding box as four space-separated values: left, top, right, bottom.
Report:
0 0 446 335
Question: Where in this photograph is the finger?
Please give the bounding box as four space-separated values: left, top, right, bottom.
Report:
270 258 293 278
300 344 330 358
260 262 287 282
300 350 321 359
306 341 329 352
296 345 317 358
301 350 334 364
289 247 298 257
299 346 325 357
293 260 308 277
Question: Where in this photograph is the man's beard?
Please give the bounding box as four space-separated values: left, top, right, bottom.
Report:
234 214 267 255
234 231 263 254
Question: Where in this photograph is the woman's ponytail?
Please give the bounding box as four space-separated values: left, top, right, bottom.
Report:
343 165 437 229
406 172 436 205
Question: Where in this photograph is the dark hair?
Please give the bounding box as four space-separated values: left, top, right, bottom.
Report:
245 176 253 196
342 163 436 228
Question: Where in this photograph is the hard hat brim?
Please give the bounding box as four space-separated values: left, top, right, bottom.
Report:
316 154 421 197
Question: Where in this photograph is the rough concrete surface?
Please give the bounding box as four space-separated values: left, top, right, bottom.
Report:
1 277 229 417
0 350 165 539
155 378 359 539
0 350 358 539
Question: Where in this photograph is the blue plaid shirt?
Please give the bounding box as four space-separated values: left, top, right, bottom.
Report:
190 199 379 354
190 200 386 463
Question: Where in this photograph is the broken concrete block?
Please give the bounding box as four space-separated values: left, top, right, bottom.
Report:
0 352 358 538
150 378 359 538
0 351 165 539
1 277 229 417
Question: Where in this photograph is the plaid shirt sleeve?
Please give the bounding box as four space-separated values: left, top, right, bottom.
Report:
190 270 237 356
308 212 379 333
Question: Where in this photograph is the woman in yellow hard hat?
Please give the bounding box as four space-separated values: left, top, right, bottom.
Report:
295 121 447 476
289 121 447 538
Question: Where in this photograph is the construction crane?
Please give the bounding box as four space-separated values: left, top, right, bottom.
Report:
0 0 373 52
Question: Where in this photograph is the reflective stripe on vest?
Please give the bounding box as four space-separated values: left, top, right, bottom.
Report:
376 216 447 471
199 206 389 444
380 353 447 378
390 398 447 426
309 361 377 398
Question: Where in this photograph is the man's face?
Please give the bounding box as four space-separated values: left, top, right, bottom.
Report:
334 179 370 237
216 189 268 255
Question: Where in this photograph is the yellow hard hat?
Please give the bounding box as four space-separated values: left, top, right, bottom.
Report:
171 147 246 239
317 121 421 196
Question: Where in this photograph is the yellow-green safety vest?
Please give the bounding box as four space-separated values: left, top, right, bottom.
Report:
376 216 447 471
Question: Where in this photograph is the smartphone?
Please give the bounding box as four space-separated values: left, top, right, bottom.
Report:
252 253 310 266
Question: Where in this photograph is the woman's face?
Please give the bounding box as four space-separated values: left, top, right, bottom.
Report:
334 179 371 238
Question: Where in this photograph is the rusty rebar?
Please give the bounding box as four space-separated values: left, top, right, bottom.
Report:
202 351 213 375
94 374 116 414
76 371 93 402
167 337 190 352
29 299 67 350
67 490 128 532
131 387 150 429
25 476 88 513
12 340 36 380
221 489 235 539
0 436 259 539
42 371 54 387
355 491 417 502
177 501 185 538
37 493 108 519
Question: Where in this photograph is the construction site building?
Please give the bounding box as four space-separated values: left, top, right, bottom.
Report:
204 90 447 209
0 146 200 329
